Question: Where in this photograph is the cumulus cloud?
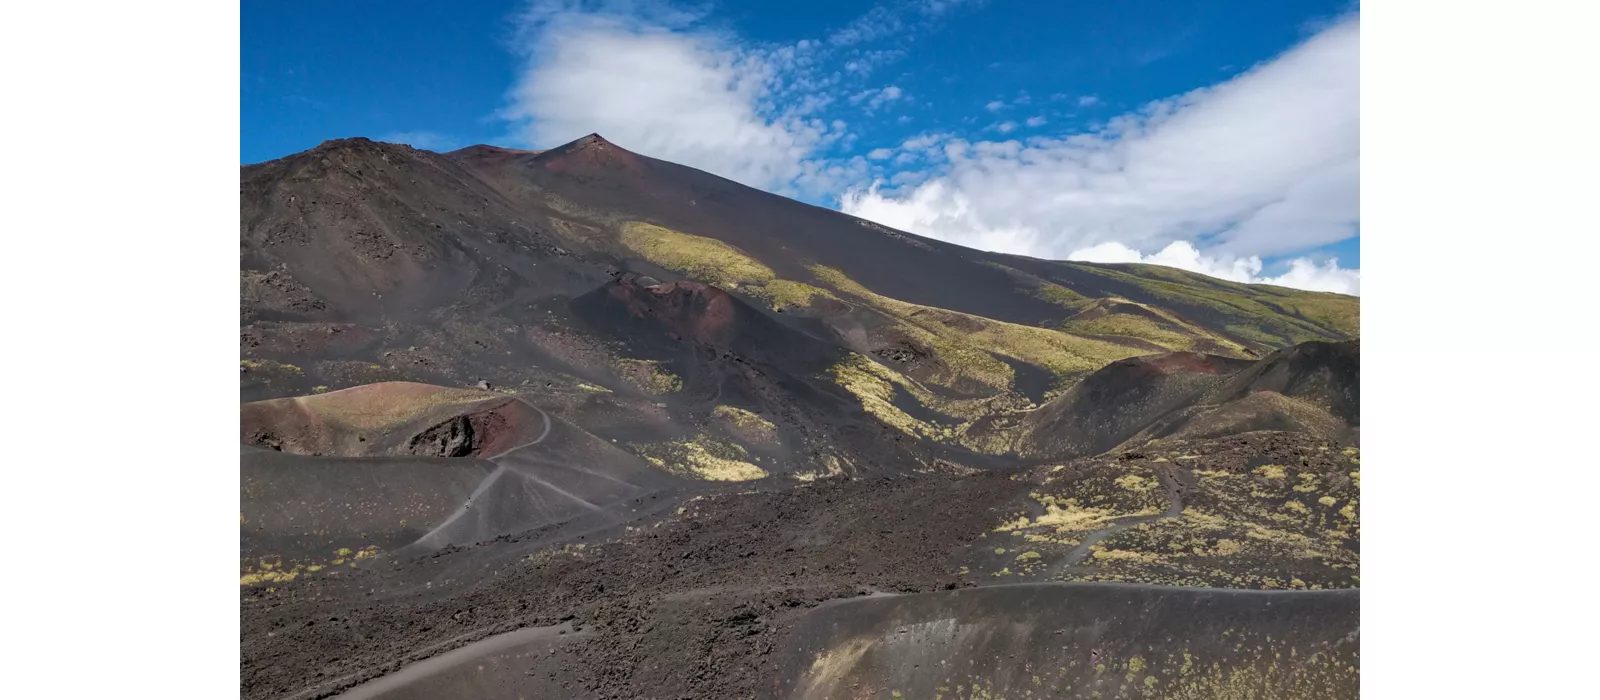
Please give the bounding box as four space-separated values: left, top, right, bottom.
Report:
984 100 1006 112
840 15 1361 291
1068 241 1358 295
1025 116 1047 127
1076 95 1101 107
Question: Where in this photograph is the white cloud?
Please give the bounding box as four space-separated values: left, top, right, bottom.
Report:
1077 94 1101 107
840 15 1360 292
829 6 902 47
504 2 840 194
867 147 894 160
848 85 904 113
993 121 1017 134
842 48 907 76
984 100 1006 112
1025 116 1047 127
830 0 983 47
1068 241 1358 295
1261 256 1361 295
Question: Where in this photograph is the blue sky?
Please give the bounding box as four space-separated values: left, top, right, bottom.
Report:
244 0 1360 293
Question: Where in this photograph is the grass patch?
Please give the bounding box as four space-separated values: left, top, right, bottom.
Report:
711 404 779 444
743 279 840 311
812 265 1145 392
614 358 682 395
619 222 774 289
632 434 769 481
1060 262 1359 346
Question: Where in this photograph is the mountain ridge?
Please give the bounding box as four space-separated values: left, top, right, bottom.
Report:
240 132 1357 476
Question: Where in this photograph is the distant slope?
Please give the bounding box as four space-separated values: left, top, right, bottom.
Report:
989 339 1359 462
1011 352 1255 459
448 134 1357 352
1126 339 1361 446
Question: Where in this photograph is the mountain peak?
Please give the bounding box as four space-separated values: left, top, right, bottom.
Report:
543 132 618 154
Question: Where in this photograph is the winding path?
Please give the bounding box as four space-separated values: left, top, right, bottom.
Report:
484 401 553 460
410 400 553 549
1045 464 1189 578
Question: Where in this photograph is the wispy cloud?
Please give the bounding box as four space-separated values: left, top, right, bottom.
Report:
831 0 988 46
848 85 905 114
840 15 1361 292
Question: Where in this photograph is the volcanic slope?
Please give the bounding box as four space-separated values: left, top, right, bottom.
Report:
242 134 1358 474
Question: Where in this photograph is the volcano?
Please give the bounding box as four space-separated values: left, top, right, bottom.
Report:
239 134 1360 700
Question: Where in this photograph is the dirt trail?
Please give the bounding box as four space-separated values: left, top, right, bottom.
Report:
329 623 580 700
410 401 553 549
1048 463 1188 576
484 401 553 459
320 581 1356 700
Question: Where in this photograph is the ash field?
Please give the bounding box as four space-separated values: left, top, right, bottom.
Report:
240 135 1359 699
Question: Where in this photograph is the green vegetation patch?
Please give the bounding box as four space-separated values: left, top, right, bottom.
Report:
991 465 1169 552
743 279 841 311
240 358 302 376
826 353 966 442
619 222 775 289
631 433 768 481
1062 262 1359 346
1069 458 1359 589
811 264 1144 393
613 358 683 395
240 545 379 586
710 405 779 443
